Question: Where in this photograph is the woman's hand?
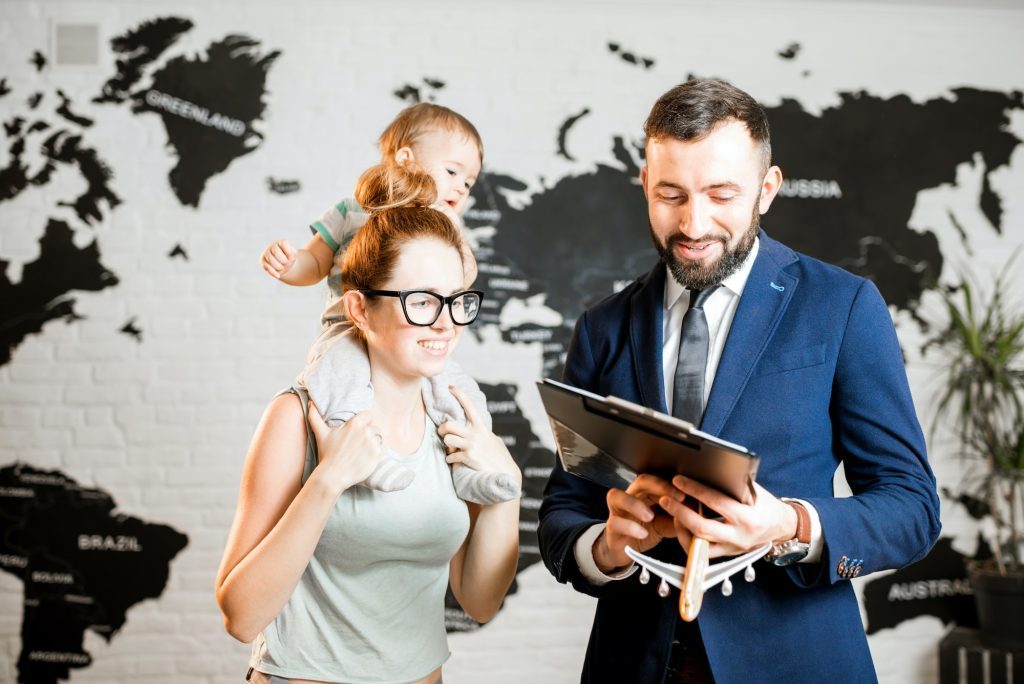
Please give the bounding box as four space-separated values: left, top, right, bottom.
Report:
307 402 386 494
438 386 522 487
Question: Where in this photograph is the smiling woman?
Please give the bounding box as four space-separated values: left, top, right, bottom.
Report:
341 165 474 382
215 163 521 684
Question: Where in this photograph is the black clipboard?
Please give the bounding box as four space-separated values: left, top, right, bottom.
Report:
536 378 759 502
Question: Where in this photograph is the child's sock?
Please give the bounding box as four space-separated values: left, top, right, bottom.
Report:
302 324 415 492
450 464 521 504
363 459 416 492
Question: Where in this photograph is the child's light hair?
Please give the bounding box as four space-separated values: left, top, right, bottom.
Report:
378 103 483 163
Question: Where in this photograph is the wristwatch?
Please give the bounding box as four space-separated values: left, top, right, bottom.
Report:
766 500 811 566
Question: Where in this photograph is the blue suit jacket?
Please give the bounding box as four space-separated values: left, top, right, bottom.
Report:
537 231 940 684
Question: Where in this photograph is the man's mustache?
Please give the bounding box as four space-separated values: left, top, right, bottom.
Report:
664 234 729 250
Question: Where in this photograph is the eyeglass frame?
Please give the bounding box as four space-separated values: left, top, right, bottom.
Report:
356 288 485 327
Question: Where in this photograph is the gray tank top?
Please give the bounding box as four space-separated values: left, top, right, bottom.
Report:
250 388 470 683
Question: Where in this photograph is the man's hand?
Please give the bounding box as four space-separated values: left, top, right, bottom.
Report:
594 474 685 574
658 476 797 559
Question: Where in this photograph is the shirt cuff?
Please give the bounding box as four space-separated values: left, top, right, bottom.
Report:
573 523 639 585
784 498 823 564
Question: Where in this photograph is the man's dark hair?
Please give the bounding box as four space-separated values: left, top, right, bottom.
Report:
644 78 771 173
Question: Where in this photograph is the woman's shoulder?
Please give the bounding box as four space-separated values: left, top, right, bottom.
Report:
260 391 307 437
245 391 310 485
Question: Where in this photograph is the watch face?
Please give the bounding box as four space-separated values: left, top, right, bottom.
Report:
770 549 808 566
769 541 810 566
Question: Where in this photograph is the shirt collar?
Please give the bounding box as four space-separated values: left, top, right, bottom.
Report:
663 236 761 310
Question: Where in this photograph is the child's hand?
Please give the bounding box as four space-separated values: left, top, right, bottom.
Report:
460 240 478 288
260 239 298 279
433 201 462 230
431 203 477 287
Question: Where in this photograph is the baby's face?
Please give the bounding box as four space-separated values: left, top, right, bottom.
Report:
411 130 482 216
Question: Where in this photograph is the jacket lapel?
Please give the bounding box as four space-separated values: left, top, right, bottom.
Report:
629 264 669 413
701 232 799 436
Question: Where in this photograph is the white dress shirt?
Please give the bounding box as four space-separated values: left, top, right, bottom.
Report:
573 238 823 584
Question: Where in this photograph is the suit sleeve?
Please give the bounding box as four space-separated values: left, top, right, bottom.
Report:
537 312 626 599
788 280 941 588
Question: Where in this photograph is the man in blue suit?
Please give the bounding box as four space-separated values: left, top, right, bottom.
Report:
537 79 940 683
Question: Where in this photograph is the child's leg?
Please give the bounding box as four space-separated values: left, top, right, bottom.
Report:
424 362 520 504
300 323 414 492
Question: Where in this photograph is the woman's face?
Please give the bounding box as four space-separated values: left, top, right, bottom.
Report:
362 237 466 381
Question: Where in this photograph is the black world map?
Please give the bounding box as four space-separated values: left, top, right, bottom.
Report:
1 13 1022 680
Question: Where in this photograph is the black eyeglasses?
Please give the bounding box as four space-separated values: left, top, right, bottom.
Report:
358 289 484 326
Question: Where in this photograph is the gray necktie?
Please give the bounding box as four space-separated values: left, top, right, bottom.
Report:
671 285 720 426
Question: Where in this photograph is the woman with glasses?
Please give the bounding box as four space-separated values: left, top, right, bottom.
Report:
216 163 522 684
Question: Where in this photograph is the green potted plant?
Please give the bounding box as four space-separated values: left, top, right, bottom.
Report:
928 250 1024 648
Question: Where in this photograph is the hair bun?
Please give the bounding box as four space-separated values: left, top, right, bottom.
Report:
354 163 437 213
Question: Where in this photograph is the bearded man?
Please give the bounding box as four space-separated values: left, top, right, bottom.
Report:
537 78 940 684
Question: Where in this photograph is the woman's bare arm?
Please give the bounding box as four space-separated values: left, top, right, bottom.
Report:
215 395 382 642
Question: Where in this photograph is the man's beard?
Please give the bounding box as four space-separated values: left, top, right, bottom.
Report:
650 203 760 291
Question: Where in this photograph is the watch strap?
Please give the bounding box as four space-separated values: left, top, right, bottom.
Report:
785 500 811 544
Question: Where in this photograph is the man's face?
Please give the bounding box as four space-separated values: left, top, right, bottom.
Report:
642 119 781 290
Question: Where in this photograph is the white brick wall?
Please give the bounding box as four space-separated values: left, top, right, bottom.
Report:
1 1 1023 682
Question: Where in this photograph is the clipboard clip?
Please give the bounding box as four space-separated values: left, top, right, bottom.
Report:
625 541 772 620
